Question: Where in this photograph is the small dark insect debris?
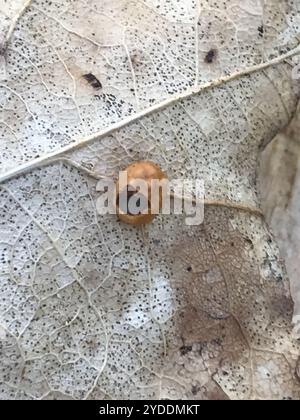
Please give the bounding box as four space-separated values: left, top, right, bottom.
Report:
82 73 102 90
191 385 200 395
186 266 192 272
258 25 264 37
204 48 217 64
244 236 254 249
179 345 193 356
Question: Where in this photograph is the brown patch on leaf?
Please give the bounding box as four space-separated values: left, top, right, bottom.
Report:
149 208 300 399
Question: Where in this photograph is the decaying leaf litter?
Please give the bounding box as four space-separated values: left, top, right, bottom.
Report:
0 0 300 400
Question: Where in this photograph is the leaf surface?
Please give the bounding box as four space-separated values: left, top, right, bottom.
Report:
0 0 300 400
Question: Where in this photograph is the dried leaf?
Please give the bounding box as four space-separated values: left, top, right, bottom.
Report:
0 0 300 400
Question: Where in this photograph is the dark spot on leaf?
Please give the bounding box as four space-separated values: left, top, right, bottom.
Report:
258 25 264 37
204 49 217 64
179 345 193 355
82 73 102 90
244 236 254 249
191 385 200 395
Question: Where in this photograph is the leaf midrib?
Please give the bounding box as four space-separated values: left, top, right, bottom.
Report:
0 44 299 184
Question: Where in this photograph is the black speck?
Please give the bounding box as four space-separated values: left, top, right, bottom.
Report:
179 345 192 355
191 385 200 395
244 237 254 249
82 73 102 90
258 25 264 37
204 49 217 64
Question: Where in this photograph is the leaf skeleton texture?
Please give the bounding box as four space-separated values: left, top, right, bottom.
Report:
259 118 300 322
0 0 300 400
